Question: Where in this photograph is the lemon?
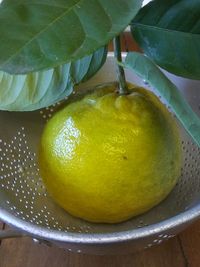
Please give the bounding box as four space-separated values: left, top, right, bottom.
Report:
39 83 181 223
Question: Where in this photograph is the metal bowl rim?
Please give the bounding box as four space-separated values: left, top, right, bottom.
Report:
0 203 200 244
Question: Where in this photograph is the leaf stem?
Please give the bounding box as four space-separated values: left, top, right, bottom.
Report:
113 36 129 95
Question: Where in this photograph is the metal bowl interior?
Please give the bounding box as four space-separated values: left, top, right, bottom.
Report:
0 53 200 254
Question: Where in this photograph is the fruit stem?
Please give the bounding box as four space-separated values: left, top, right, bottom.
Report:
113 35 129 95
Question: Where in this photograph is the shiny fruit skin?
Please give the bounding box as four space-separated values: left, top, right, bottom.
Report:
39 84 182 223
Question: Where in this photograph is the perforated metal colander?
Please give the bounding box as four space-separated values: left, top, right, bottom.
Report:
0 53 200 255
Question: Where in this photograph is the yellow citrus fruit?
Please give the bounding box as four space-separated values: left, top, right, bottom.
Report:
39 83 182 223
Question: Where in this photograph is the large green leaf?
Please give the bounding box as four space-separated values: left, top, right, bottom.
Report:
131 0 200 80
0 46 107 111
121 52 200 147
0 0 142 74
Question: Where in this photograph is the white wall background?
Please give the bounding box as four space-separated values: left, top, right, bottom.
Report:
143 0 152 6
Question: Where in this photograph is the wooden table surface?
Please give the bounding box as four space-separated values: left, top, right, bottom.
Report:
0 34 199 267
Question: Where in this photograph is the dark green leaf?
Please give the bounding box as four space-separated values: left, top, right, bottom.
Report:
0 0 142 74
0 46 107 111
131 0 200 80
121 52 200 147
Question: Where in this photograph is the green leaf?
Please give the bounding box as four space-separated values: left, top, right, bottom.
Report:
0 46 107 111
0 0 142 74
121 52 200 147
131 0 200 80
